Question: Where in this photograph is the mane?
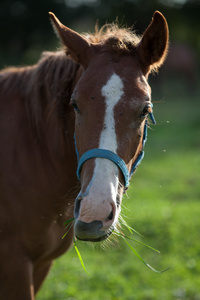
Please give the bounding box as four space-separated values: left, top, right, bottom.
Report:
83 23 141 53
26 51 80 132
0 51 80 138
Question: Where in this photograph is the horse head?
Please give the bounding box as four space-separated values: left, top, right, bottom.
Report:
49 11 169 242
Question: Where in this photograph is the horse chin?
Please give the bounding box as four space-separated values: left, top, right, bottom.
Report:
76 235 107 242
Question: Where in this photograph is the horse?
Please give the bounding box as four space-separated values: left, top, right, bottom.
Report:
0 11 168 299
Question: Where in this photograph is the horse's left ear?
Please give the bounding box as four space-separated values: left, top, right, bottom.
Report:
49 12 93 69
137 11 169 74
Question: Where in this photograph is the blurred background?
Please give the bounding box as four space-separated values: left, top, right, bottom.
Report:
0 0 200 74
1 1 200 299
0 0 199 95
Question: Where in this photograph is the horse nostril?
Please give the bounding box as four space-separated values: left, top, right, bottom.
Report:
74 195 82 219
107 210 113 221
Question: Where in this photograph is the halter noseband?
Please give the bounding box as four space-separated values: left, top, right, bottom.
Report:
74 108 156 189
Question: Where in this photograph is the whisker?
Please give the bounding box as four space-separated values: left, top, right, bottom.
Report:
121 202 131 212
117 180 124 189
61 184 81 199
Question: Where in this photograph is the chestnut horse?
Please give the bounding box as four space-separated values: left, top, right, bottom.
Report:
0 11 168 299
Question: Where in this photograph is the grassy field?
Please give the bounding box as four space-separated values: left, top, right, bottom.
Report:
37 87 200 300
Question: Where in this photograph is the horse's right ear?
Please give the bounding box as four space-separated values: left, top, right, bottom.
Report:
137 11 169 74
49 12 93 69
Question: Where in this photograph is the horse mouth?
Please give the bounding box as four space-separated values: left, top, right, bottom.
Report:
75 230 112 242
74 219 114 242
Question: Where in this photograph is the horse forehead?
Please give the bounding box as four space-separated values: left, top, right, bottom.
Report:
101 72 150 104
75 55 148 105
88 53 140 80
101 73 124 103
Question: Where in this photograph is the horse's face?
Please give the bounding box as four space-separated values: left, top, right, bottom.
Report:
71 55 151 240
50 11 169 241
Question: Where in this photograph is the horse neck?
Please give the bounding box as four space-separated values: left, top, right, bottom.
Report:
0 52 82 209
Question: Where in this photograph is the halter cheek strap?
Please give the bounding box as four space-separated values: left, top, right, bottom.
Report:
74 108 156 189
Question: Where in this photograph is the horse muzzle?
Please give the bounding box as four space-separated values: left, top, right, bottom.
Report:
74 194 115 242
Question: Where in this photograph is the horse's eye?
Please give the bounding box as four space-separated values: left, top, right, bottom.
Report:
70 98 80 113
140 104 151 120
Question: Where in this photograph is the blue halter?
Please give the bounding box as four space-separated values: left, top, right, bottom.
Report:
74 108 156 189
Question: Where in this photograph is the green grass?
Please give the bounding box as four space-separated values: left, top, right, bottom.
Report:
37 91 200 300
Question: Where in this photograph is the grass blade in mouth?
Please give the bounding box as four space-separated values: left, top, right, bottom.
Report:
62 218 170 275
63 218 91 275
113 231 160 253
62 218 75 239
119 217 143 237
113 228 171 273
73 238 92 277
123 237 171 273
63 217 75 226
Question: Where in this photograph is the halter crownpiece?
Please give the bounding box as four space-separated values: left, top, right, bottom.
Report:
74 106 156 189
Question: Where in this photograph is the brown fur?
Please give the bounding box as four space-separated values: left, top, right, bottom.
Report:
0 51 80 137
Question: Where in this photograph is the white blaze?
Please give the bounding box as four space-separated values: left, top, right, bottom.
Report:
83 73 124 222
100 73 124 151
